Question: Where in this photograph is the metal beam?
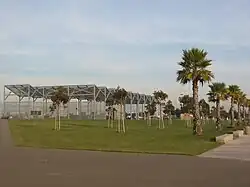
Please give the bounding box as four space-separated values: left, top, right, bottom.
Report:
3 84 154 119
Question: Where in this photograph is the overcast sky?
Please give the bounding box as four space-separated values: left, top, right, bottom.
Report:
1 0 250 106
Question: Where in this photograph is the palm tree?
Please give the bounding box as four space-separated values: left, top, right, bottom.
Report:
234 92 242 125
177 48 214 135
50 86 69 130
207 82 228 130
153 90 168 129
113 86 128 133
246 99 250 125
239 92 247 125
227 85 241 127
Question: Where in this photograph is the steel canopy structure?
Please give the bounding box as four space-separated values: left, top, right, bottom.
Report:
3 84 154 119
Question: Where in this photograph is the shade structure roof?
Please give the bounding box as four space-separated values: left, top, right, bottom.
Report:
4 84 154 104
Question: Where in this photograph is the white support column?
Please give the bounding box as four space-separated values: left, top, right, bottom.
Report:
142 96 145 116
100 101 102 115
87 101 90 116
91 101 93 116
28 85 31 119
3 85 6 116
130 95 133 119
18 97 21 118
45 98 48 115
77 99 82 116
67 86 70 119
80 99 82 115
42 87 45 118
32 98 35 111
104 89 107 103
104 89 107 118
76 100 79 115
136 94 139 120
93 86 96 120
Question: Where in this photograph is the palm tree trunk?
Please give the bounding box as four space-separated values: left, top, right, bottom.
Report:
248 107 250 125
216 100 221 130
243 106 246 125
230 98 234 127
237 103 241 126
192 80 202 135
243 106 245 119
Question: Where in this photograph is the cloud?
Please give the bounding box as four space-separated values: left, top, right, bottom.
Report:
55 0 250 47
1 0 250 108
2 0 250 47
51 13 250 47
0 49 46 56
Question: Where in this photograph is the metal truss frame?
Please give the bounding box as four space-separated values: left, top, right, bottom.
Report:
3 84 154 119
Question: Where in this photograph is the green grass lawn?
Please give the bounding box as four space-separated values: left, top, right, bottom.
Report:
9 119 228 155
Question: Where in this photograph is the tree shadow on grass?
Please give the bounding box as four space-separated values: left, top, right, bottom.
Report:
60 122 100 129
15 124 35 128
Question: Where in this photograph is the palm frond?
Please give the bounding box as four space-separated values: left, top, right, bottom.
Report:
176 47 214 86
207 82 228 103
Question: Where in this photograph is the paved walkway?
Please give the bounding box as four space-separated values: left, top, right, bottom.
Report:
0 119 13 148
199 135 250 161
1 120 250 187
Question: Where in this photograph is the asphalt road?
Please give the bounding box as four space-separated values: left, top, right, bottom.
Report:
1 119 250 187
